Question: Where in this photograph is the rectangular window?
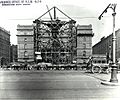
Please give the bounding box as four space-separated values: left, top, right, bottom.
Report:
83 43 86 48
83 37 86 41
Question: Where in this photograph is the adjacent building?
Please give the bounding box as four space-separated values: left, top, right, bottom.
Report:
16 25 34 63
10 44 18 63
92 29 120 62
116 29 120 61
0 27 10 65
77 24 94 66
92 35 112 55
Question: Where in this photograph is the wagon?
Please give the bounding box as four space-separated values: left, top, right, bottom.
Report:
86 55 111 74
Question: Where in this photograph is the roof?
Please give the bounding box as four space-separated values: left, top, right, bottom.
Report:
17 25 33 30
0 27 10 35
77 24 93 36
77 24 92 30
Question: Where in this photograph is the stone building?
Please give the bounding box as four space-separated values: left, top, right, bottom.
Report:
92 35 113 63
115 29 120 61
92 29 120 62
17 24 94 66
92 35 112 55
0 27 10 65
77 24 94 65
10 44 18 63
16 25 34 63
16 6 94 66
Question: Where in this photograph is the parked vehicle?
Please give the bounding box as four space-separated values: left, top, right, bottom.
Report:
86 55 111 74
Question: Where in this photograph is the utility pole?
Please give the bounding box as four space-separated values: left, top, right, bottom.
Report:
98 4 118 83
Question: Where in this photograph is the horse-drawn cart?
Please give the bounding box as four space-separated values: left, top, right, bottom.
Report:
86 54 111 74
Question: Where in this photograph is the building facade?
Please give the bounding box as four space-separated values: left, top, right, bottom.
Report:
17 25 34 63
10 44 18 63
116 29 120 61
92 29 120 62
77 24 94 65
92 35 112 55
0 27 10 65
17 24 94 65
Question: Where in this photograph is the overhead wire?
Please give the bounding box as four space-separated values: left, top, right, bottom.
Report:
8 16 110 20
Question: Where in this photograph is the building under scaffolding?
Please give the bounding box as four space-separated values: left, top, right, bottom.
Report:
33 6 77 65
17 6 94 68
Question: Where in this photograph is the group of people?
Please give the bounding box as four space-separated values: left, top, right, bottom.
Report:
0 62 78 71
1 63 33 71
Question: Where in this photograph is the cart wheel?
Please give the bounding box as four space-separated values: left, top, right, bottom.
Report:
91 66 101 74
106 69 109 74
106 68 111 74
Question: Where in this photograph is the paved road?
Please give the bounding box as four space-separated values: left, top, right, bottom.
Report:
0 70 120 100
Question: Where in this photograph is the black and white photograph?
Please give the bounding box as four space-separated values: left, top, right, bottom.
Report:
0 0 120 100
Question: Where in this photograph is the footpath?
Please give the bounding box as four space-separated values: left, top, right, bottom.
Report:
84 71 120 86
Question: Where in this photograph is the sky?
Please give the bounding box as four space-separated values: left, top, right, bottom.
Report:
0 0 120 45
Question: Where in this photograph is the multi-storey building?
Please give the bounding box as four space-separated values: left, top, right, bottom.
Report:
33 19 77 64
92 29 120 62
16 7 94 66
116 29 120 61
0 27 10 65
77 24 94 65
17 24 94 66
10 44 18 63
92 34 112 55
16 25 34 63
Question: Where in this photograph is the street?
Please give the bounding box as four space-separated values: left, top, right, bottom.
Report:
0 70 120 100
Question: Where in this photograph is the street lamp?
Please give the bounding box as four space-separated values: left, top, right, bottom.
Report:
98 4 118 83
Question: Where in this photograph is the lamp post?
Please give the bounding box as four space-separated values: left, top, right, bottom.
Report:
98 4 118 83
110 8 118 83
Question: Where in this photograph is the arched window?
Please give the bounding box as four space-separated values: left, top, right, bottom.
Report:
83 60 86 64
24 51 28 57
24 38 27 42
83 51 86 57
24 44 27 49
